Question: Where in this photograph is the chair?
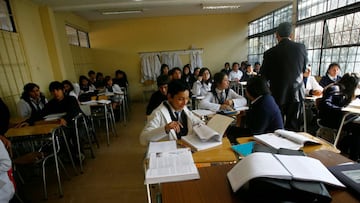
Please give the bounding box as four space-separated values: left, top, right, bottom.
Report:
73 113 96 173
13 127 74 199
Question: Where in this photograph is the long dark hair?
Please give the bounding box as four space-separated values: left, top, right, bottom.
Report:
199 67 212 85
336 73 359 105
21 83 46 105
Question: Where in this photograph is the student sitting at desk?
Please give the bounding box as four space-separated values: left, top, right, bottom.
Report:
146 75 169 116
241 63 257 82
303 65 323 96
319 62 342 88
79 75 96 95
198 72 247 112
140 80 203 145
318 73 360 160
17 83 48 119
228 62 243 82
62 80 78 100
191 67 212 96
226 76 284 143
25 81 82 127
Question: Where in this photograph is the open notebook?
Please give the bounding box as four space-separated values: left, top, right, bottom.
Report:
181 114 234 151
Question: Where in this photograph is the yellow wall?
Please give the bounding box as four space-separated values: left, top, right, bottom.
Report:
90 14 249 101
54 12 92 82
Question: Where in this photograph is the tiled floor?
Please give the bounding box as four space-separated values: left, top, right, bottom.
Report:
18 102 149 203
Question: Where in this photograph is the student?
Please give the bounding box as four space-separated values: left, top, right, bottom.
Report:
146 75 169 116
254 61 261 74
78 75 96 94
241 63 257 82
191 67 212 96
170 67 182 80
303 66 323 96
318 73 360 160
88 70 96 85
0 98 11 152
228 62 243 82
26 81 82 126
181 64 192 90
190 67 200 87
140 80 202 145
113 70 129 88
104 76 123 109
159 64 169 76
319 63 342 88
221 62 231 75
94 72 105 89
17 83 47 119
199 72 247 112
62 80 78 99
0 141 14 203
226 76 284 143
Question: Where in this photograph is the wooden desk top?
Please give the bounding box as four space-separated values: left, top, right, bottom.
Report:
179 138 237 165
162 150 359 203
6 124 61 138
236 132 340 154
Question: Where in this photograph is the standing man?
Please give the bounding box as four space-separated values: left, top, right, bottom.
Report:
260 22 308 131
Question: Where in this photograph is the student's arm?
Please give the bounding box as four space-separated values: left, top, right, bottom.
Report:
227 89 247 108
17 99 31 119
191 81 202 96
0 141 11 172
140 111 170 146
198 93 221 111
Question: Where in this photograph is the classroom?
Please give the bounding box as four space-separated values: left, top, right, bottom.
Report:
0 0 360 202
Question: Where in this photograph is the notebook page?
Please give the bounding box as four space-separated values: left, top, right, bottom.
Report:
227 152 291 192
275 154 345 187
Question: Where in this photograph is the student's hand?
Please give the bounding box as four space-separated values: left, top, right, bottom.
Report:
15 122 29 128
224 99 234 106
220 104 231 110
59 118 67 126
165 121 183 134
312 90 322 96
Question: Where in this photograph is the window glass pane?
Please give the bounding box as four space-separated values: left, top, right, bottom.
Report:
298 0 360 20
78 31 89 48
0 0 14 32
66 26 79 46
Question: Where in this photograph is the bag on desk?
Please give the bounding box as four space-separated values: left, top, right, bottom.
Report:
237 144 332 203
239 177 332 203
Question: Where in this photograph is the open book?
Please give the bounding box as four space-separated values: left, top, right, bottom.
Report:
181 114 234 151
253 129 320 150
145 148 199 184
227 152 345 193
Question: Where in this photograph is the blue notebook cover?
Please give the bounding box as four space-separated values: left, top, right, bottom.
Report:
231 141 255 156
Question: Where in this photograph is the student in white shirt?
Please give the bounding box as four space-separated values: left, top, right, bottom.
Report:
228 62 243 82
62 80 79 99
140 80 202 145
199 72 247 112
191 67 212 96
17 83 48 119
0 141 14 203
303 66 323 96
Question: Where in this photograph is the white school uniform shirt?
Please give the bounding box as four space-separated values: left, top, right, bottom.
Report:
199 88 247 112
304 76 323 96
0 141 14 203
191 81 211 96
17 98 48 119
140 102 203 146
228 70 243 81
105 84 124 94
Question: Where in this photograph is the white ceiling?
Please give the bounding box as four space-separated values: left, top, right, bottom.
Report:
31 0 291 21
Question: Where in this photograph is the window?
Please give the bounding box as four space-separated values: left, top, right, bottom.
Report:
295 1 360 75
0 0 15 32
298 0 360 21
65 25 90 48
247 5 292 65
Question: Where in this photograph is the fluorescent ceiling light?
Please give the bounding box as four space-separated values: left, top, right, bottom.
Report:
101 10 142 15
202 5 241 10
